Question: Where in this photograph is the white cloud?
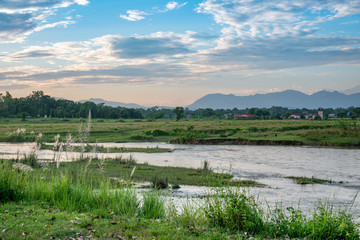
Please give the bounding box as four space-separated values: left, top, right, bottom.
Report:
1 31 203 63
166 1 187 11
197 0 360 39
0 0 88 14
0 0 88 43
120 10 147 21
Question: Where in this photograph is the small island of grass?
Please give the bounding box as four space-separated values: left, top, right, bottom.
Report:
63 158 264 188
286 176 333 185
41 144 174 153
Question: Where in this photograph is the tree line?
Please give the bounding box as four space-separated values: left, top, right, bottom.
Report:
1 91 359 120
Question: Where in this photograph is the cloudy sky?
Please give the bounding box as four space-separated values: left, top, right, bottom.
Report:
0 0 359 106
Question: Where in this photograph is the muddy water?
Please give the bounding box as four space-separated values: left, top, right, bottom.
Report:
1 142 359 220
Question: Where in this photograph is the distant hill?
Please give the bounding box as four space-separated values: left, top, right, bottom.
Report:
79 98 173 109
342 85 360 95
79 98 144 109
187 90 360 109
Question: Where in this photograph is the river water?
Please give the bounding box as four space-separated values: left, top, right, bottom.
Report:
1 142 359 220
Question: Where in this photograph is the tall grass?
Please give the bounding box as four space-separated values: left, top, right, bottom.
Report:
203 188 359 239
204 188 264 233
0 161 147 218
0 160 25 202
141 190 166 219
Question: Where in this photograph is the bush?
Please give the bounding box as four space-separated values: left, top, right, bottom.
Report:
151 175 169 189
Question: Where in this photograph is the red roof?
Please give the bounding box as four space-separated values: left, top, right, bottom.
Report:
234 114 255 119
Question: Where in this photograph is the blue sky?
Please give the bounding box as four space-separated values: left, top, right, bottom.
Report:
0 0 359 106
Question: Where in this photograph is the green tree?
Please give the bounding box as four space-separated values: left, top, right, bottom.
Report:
173 106 184 121
20 112 28 121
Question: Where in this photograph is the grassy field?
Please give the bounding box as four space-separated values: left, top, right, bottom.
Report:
0 117 359 147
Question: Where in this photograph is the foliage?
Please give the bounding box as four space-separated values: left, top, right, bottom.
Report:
151 175 169 189
286 176 333 185
173 106 185 121
1 91 360 121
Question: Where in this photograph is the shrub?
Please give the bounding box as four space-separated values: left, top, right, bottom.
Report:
151 175 169 189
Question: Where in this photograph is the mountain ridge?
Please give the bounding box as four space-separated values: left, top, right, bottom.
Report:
186 90 360 109
79 90 360 110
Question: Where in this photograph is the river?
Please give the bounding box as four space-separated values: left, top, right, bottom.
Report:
1 142 359 220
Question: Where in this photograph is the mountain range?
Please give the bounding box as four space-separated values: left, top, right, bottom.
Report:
80 90 360 110
187 90 360 109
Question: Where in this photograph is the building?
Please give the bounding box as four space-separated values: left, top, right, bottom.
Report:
234 114 255 119
318 108 324 119
289 114 301 119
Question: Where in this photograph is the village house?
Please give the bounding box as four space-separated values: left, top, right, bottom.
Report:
234 114 255 119
289 114 301 119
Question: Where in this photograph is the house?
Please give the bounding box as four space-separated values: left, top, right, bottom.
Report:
234 114 254 119
289 114 301 119
318 108 324 119
328 114 338 119
304 114 313 119
312 114 321 119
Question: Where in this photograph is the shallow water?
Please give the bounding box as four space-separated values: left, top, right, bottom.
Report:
1 142 359 220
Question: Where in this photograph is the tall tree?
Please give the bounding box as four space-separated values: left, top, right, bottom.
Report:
173 106 184 121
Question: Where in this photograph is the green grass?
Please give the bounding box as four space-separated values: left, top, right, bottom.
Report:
285 176 334 185
60 159 264 188
0 118 359 147
0 160 359 240
41 143 174 153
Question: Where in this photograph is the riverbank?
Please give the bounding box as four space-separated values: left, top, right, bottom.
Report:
169 137 360 148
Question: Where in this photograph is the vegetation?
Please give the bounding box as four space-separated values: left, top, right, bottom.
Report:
173 106 185 121
0 118 359 147
0 160 359 239
286 176 334 185
1 91 360 121
60 158 263 188
40 144 174 153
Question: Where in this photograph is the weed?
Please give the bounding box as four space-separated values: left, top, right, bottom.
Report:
201 160 211 172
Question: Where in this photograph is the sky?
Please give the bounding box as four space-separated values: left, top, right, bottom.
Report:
0 0 360 107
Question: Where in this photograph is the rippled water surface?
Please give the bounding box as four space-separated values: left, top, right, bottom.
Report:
1 142 359 220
